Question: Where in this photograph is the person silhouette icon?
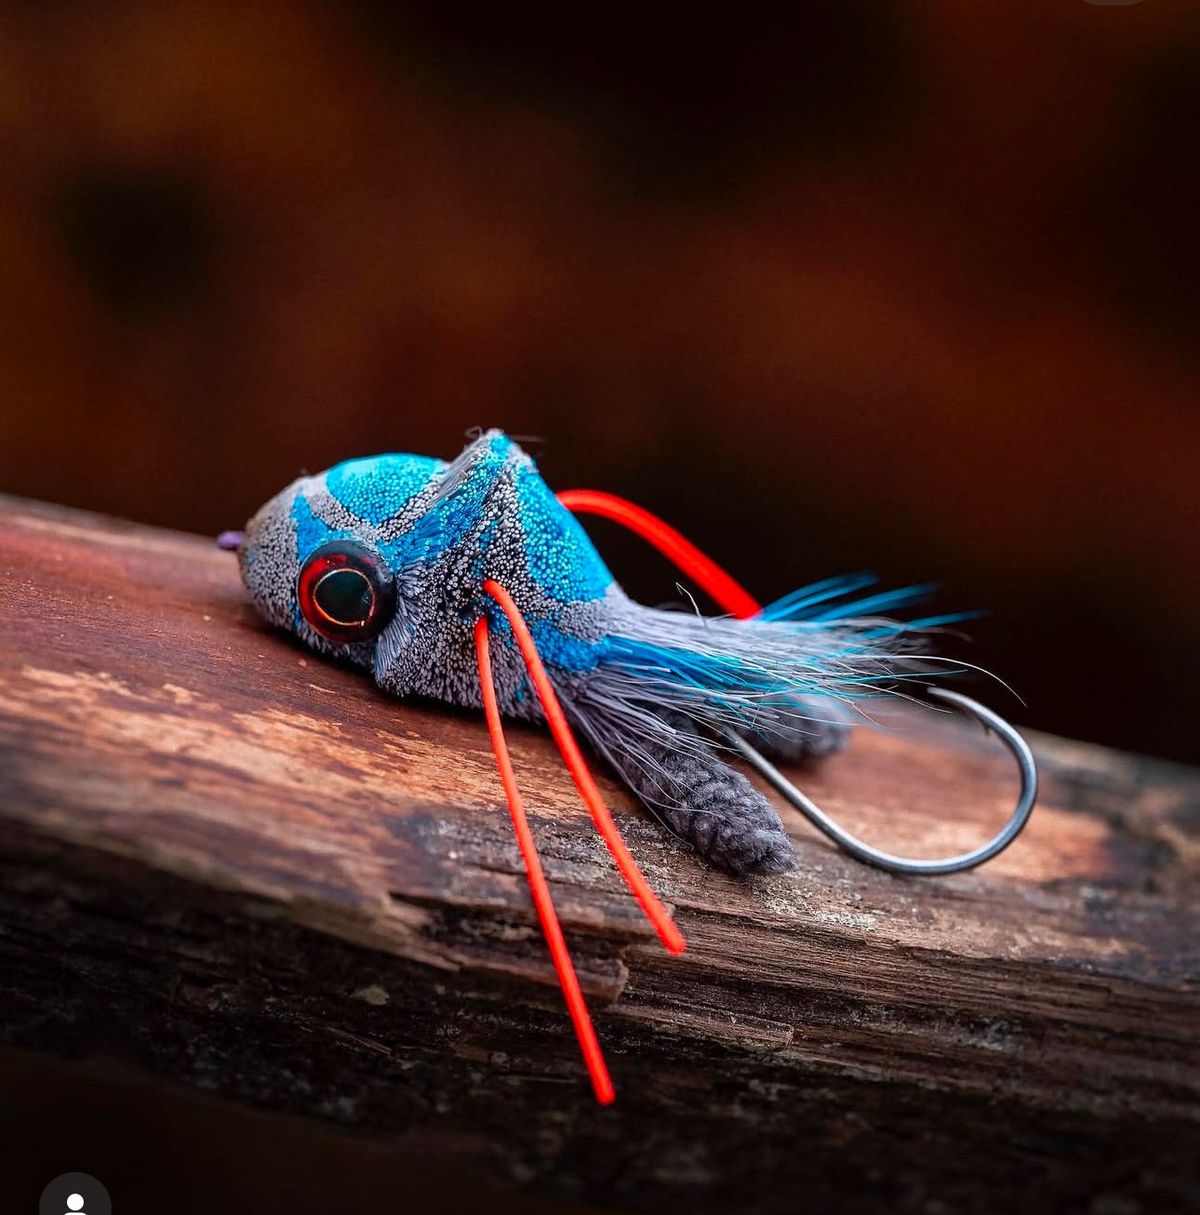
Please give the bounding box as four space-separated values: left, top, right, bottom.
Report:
65 1196 85 1214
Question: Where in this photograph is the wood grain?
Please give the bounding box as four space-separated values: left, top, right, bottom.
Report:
0 494 1197 1213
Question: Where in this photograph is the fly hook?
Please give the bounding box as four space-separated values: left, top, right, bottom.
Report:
723 687 1038 876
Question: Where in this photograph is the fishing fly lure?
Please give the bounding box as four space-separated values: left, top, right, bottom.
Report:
224 428 1036 1103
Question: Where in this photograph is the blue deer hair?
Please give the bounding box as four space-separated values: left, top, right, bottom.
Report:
227 428 1037 1103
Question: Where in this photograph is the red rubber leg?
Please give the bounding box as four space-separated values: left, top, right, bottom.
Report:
474 617 615 1105
481 579 686 957
556 488 762 620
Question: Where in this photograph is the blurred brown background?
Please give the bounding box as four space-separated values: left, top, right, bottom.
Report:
1 0 1197 767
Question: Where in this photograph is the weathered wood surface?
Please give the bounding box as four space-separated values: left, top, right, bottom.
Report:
0 494 1197 1212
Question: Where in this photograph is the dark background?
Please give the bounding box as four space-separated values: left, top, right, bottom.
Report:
1 3 1197 1212
1 1 1198 763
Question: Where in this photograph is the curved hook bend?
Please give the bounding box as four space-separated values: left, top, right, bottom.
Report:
724 688 1038 876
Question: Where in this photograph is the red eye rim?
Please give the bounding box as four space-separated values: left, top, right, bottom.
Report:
296 540 396 644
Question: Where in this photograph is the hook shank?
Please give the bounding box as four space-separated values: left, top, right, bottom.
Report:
724 688 1038 876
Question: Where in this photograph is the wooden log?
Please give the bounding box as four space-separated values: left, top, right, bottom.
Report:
0 494 1196 1212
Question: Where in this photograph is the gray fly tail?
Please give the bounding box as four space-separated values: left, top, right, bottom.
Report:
572 708 796 875
561 591 931 875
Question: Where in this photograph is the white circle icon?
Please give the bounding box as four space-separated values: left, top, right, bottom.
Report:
66 1197 85 1213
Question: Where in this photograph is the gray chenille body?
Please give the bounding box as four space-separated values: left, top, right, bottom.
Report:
235 430 920 876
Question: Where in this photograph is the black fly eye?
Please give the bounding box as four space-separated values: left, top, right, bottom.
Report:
315 568 372 622
297 540 396 644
